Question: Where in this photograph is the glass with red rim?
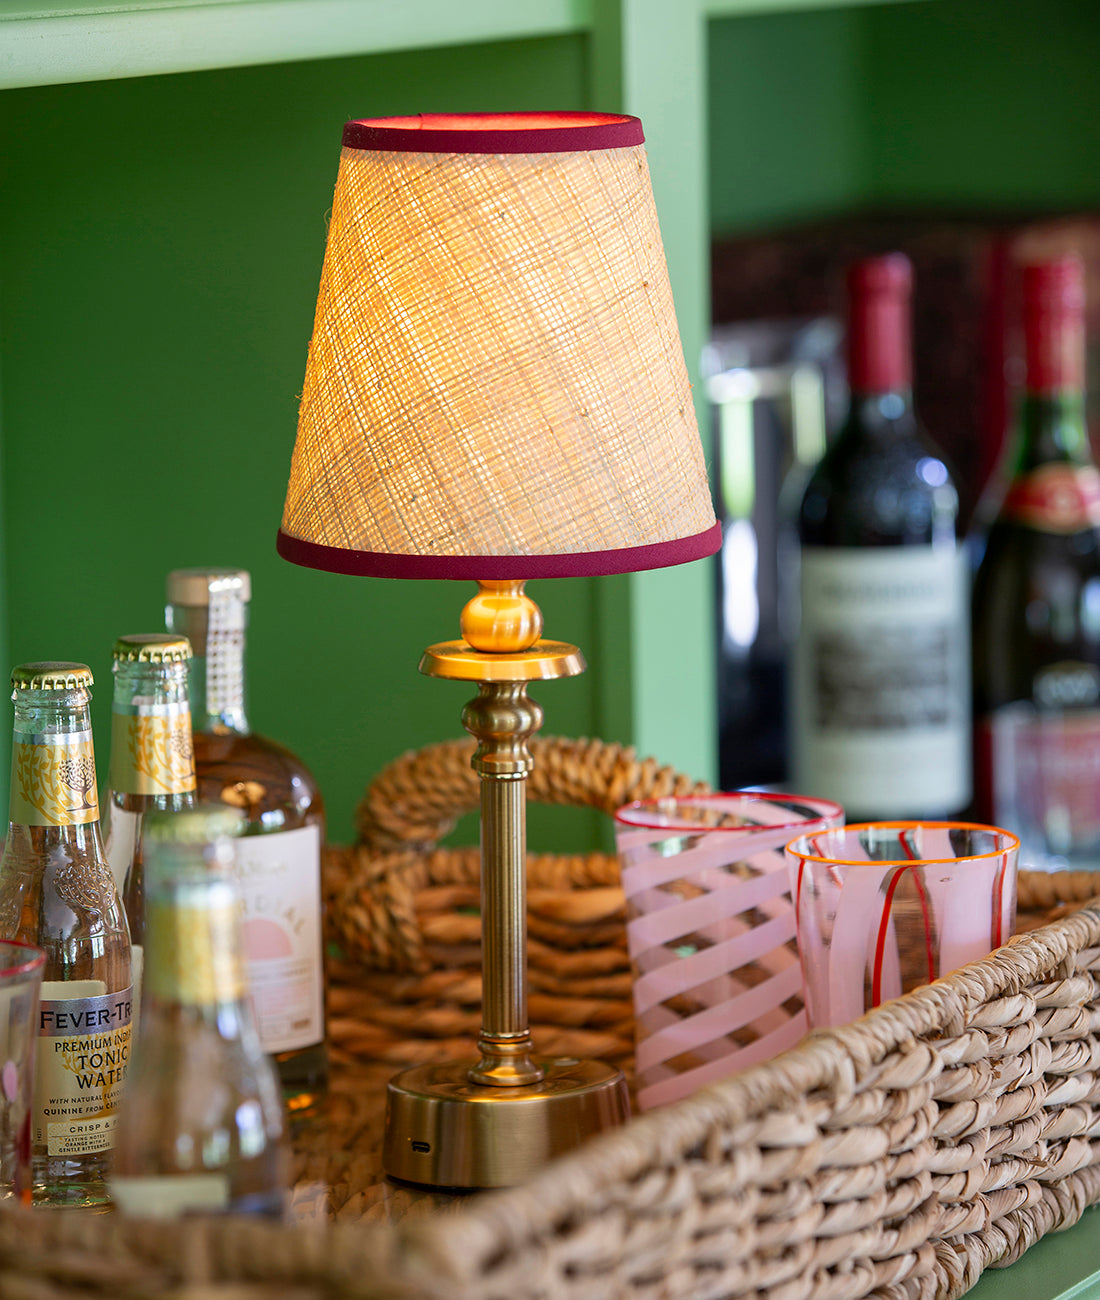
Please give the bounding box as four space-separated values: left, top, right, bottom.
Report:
0 940 46 1204
785 821 1019 1029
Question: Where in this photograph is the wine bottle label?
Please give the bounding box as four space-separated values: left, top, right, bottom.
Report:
35 982 132 1157
145 889 246 1005
9 730 98 826
109 1172 230 1219
109 700 196 796
980 696 1100 869
235 824 324 1054
1001 463 1100 533
793 545 971 816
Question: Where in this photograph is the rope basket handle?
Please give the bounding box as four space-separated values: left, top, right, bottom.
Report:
335 735 710 972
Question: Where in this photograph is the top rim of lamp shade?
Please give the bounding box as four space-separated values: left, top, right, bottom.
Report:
342 112 644 155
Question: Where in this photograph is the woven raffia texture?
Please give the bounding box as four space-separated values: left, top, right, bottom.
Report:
281 142 715 557
325 736 708 1072
8 737 1100 1299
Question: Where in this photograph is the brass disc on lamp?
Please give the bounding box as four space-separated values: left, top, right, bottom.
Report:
277 111 721 1188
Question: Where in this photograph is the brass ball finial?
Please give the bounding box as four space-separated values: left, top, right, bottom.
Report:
461 581 543 653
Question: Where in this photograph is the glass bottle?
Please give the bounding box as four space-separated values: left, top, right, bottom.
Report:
0 662 132 1207
110 805 288 1219
165 568 326 1113
971 255 1100 869
103 634 197 1000
793 252 971 819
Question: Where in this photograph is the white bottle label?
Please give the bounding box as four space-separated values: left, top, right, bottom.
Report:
234 824 324 1054
104 805 140 894
793 545 971 816
36 981 133 1156
110 1173 229 1219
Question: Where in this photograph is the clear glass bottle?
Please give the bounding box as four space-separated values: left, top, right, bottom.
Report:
0 662 132 1207
110 805 288 1219
165 568 326 1114
103 634 197 1000
793 253 971 819
972 256 1100 868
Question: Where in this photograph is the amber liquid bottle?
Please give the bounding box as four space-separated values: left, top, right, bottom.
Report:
0 663 132 1207
165 569 327 1113
793 253 970 819
971 256 1100 869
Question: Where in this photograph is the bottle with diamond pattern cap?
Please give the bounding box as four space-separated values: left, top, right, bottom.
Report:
0 662 132 1206
166 569 326 1114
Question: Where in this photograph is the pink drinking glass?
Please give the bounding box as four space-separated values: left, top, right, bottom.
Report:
786 821 1019 1029
0 940 45 1204
614 793 843 1110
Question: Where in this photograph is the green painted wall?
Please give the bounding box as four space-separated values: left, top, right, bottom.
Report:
708 0 1100 237
708 6 867 234
0 33 603 849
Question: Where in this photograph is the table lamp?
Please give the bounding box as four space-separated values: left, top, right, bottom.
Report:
277 111 721 1189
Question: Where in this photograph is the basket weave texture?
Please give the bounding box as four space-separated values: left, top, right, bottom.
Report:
5 736 1100 1300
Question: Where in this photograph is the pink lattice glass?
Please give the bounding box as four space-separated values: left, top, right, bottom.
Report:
786 822 1019 1030
0 940 45 1204
614 793 843 1111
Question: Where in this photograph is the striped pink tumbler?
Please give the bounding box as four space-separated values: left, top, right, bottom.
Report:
614 793 842 1111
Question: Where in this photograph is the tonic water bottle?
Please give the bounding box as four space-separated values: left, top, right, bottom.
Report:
110 805 288 1219
0 662 132 1207
103 634 196 1000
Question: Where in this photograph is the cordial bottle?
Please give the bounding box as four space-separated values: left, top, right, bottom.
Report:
0 663 132 1207
792 253 971 818
972 256 1100 869
110 805 288 1219
103 634 197 1003
165 568 326 1113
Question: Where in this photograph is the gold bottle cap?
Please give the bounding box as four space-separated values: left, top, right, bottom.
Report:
10 662 93 690
145 804 245 845
166 568 251 606
112 633 193 664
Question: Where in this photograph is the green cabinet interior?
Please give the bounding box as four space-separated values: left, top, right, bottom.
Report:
2 0 1099 847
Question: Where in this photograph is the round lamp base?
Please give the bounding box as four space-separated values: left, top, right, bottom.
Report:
382 1057 631 1189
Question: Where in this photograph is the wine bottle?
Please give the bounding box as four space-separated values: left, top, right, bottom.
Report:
103 634 197 1002
971 255 1100 869
165 568 327 1114
792 253 971 818
0 662 132 1206
110 805 288 1219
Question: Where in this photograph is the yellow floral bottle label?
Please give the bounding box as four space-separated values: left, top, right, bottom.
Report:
109 701 196 797
146 887 246 1005
10 731 99 826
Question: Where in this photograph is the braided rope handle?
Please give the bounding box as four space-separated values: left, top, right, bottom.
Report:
334 735 710 972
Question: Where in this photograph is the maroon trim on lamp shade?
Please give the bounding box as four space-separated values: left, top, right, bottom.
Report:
342 112 644 155
276 521 721 581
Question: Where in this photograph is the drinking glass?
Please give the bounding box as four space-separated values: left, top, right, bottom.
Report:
614 793 843 1110
786 822 1019 1029
0 940 46 1204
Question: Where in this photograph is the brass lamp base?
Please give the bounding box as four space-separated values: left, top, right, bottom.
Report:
383 1057 630 1189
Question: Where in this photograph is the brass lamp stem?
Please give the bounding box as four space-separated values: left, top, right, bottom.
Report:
464 681 543 1087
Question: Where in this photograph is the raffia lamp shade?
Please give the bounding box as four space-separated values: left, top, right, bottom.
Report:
277 112 720 579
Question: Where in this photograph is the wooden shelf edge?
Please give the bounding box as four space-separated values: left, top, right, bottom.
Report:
0 0 592 90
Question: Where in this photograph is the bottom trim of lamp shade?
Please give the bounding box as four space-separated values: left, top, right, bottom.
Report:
275 523 722 580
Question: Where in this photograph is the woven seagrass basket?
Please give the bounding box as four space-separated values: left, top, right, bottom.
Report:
4 735 1100 1300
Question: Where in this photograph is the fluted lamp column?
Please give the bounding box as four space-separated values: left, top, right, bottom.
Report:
277 111 721 1189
